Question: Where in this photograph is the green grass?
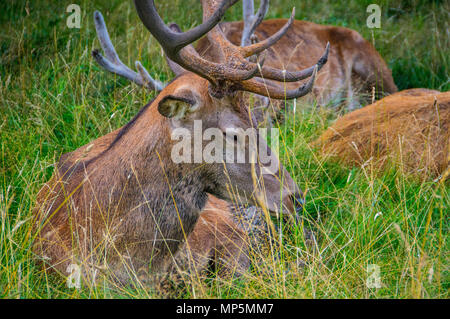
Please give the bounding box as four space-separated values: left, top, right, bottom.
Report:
0 0 448 298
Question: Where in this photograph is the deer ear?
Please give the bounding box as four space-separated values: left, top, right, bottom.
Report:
158 94 197 119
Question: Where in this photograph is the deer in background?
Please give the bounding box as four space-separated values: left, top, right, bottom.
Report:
315 88 449 179
195 0 398 113
33 0 322 287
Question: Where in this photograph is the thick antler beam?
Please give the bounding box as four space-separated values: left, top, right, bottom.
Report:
92 11 164 91
133 0 239 56
240 65 318 99
166 22 260 83
134 0 260 83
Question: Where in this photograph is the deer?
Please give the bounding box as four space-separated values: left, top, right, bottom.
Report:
315 88 449 180
194 0 398 114
33 0 323 288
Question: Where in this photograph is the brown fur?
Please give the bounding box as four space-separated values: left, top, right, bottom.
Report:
173 195 249 277
197 19 397 110
33 73 300 287
315 89 449 178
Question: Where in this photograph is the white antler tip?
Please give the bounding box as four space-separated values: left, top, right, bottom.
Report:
93 10 103 22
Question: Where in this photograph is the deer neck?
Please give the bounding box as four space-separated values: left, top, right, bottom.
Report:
86 106 208 231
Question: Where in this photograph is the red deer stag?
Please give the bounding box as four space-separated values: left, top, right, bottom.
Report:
90 10 271 281
33 0 319 287
194 0 397 113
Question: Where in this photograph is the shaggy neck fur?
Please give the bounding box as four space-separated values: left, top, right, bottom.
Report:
57 101 209 273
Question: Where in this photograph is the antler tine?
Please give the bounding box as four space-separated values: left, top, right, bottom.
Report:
240 7 295 58
135 61 162 89
240 65 318 99
164 55 185 76
92 11 164 91
259 42 330 82
241 0 270 47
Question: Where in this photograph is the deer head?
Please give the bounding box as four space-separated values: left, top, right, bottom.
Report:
91 0 329 220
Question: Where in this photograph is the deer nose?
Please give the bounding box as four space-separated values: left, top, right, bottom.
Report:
290 192 305 222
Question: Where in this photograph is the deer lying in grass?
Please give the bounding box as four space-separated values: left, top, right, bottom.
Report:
89 10 269 281
194 0 397 112
33 0 320 287
315 89 449 179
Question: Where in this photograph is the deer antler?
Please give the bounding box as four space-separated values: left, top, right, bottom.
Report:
239 65 318 99
134 0 260 86
241 0 269 47
134 0 328 100
258 42 330 82
238 0 330 82
91 11 165 91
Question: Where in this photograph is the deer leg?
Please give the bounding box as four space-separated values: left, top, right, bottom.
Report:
180 196 250 277
154 197 249 297
167 196 250 278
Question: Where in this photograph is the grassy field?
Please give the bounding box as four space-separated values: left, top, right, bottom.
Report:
0 0 448 298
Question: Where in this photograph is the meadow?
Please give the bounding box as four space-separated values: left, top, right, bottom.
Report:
0 0 448 298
